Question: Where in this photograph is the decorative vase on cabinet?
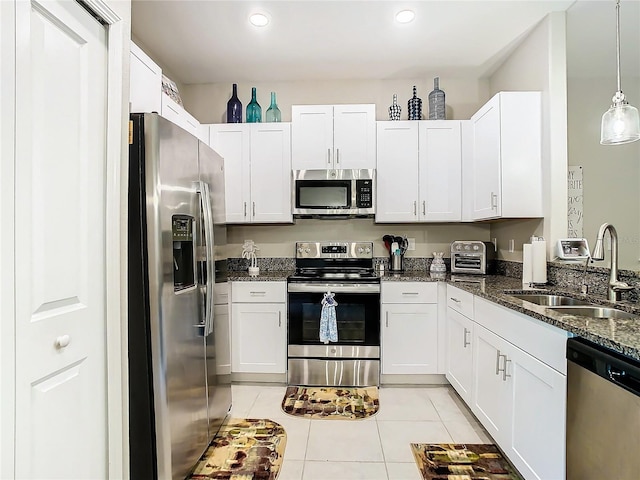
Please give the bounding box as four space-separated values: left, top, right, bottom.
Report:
226 83 242 123
265 92 281 122
388 94 401 121
428 77 446 120
246 87 262 123
408 85 422 120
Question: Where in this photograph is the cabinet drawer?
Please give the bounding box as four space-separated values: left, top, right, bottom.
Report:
447 285 474 318
231 281 286 303
381 282 437 303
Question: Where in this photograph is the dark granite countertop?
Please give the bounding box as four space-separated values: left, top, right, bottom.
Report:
385 272 640 362
228 270 294 282
228 268 640 361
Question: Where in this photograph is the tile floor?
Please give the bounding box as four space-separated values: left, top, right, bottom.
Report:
229 384 492 480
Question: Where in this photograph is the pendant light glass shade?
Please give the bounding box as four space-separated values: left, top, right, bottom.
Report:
600 0 640 145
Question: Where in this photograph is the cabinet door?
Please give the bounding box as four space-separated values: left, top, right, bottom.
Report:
508 347 566 480
291 105 333 169
160 93 201 138
213 303 231 375
381 303 438 375
333 104 376 169
375 121 419 222
472 324 511 445
445 308 474 403
419 121 462 221
470 96 501 220
210 124 251 223
250 124 293 223
231 303 286 373
129 42 161 113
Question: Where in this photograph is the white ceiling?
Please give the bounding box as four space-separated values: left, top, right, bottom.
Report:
131 0 640 86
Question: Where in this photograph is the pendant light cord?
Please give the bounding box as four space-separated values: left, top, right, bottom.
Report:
616 0 621 93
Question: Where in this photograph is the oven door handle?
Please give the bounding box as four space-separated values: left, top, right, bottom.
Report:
287 283 381 294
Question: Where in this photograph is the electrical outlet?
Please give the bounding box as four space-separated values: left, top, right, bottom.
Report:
407 238 416 251
509 239 515 253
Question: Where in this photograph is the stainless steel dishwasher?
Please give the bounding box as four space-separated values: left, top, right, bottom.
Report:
566 337 640 479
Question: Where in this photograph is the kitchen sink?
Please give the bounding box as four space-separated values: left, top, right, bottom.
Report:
547 306 636 320
509 293 592 306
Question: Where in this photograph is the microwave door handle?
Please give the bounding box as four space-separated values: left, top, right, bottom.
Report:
197 181 215 336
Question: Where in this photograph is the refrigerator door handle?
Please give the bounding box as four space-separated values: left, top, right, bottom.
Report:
197 180 215 336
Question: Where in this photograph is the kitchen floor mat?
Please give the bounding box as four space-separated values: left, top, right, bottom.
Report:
189 418 286 480
410 443 523 480
281 386 379 419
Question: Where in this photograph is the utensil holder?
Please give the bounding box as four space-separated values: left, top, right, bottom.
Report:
390 253 404 272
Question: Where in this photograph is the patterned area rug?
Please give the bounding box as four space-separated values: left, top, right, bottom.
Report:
411 443 523 480
189 418 286 480
281 386 379 420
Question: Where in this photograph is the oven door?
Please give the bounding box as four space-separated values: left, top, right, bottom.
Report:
287 283 380 353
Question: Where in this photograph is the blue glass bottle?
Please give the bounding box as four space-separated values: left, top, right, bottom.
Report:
265 92 281 122
226 83 242 123
246 87 262 123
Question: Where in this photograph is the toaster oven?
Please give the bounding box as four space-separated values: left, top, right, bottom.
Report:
450 241 495 274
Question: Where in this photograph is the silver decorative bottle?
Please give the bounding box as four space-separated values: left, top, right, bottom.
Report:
428 77 446 120
388 94 401 121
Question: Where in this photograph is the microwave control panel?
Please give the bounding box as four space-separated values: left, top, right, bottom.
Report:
355 179 373 208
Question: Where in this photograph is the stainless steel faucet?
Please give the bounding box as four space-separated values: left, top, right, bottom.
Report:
591 223 634 301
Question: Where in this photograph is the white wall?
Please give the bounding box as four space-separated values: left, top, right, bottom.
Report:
488 12 568 262
568 76 640 270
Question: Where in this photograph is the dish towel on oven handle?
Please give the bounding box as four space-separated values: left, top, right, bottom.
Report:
319 292 338 344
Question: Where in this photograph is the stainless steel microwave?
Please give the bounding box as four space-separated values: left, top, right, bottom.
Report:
292 169 375 217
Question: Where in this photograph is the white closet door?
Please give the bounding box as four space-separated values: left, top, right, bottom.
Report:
14 1 109 477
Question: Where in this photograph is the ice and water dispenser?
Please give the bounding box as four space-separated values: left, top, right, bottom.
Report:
172 215 195 291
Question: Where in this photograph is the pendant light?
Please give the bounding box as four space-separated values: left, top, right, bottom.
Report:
600 0 640 145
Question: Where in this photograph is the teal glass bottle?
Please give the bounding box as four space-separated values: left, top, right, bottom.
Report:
265 92 281 122
246 87 262 123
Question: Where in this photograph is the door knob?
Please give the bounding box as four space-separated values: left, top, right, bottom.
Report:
55 335 71 349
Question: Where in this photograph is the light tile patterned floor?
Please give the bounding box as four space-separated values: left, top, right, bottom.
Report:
229 384 492 480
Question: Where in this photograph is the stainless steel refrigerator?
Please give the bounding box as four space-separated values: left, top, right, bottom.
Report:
128 113 231 480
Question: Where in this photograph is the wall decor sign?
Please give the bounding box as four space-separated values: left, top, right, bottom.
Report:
568 166 583 238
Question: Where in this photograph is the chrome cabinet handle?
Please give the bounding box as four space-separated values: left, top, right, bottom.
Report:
328 148 331 164
252 202 256 218
503 358 512 381
491 192 498 209
413 201 417 216
385 312 389 328
336 148 340 164
495 349 502 375
463 328 471 348
422 201 426 215
278 311 282 327
450 297 461 303
250 291 266 296
402 292 419 295
244 202 247 217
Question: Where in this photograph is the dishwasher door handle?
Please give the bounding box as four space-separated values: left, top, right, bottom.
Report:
607 365 640 396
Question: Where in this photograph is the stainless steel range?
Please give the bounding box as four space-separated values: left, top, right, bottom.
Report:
287 241 380 386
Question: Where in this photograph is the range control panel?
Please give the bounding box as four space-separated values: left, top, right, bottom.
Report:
296 241 373 259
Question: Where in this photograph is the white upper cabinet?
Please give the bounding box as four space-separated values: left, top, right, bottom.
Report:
129 41 162 114
209 123 292 224
469 91 542 220
291 104 376 170
376 120 462 222
161 93 201 139
375 122 420 222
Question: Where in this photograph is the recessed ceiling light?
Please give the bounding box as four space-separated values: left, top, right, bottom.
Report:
395 9 415 24
249 12 270 27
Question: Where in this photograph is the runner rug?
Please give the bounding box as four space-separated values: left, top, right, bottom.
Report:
189 418 286 480
281 386 379 419
410 443 523 480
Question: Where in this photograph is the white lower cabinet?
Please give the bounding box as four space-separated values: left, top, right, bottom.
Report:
471 296 567 480
230 282 286 374
381 282 439 375
445 308 474 404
